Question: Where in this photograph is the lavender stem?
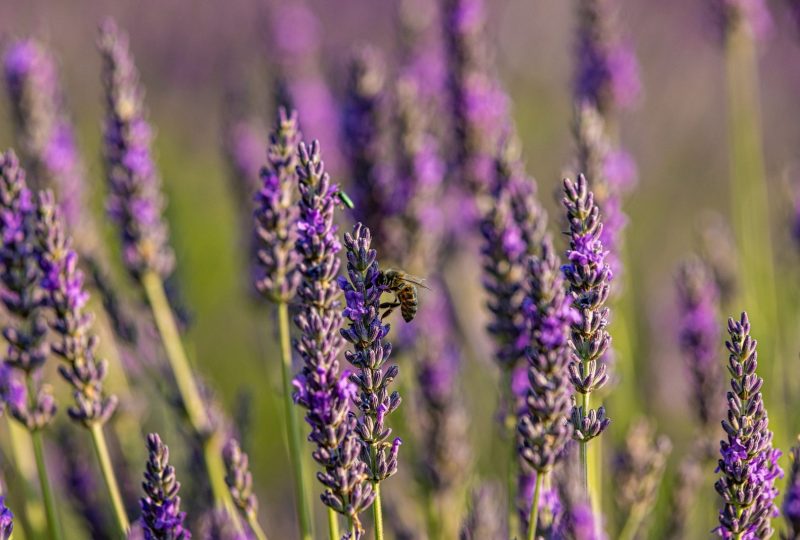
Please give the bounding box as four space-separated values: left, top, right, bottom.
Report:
328 508 340 540
89 423 129 536
27 375 61 540
277 301 313 540
372 448 384 540
527 473 543 540
141 271 241 530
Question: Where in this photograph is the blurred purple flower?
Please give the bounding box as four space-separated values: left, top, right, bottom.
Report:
4 40 86 233
98 19 175 280
784 438 800 539
0 496 11 540
709 0 772 43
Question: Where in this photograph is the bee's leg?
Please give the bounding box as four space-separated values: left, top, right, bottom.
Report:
380 301 400 320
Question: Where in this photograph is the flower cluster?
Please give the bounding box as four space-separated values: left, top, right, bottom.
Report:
98 19 175 280
340 223 402 483
441 0 509 195
253 107 301 303
0 497 12 540
460 483 506 539
562 175 612 442
4 40 86 232
715 312 782 539
518 236 578 474
291 141 374 528
574 0 641 114
0 150 55 431
140 433 191 539
35 190 117 426
341 48 392 248
676 256 723 428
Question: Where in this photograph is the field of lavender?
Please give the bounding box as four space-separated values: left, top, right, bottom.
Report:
2 0 800 539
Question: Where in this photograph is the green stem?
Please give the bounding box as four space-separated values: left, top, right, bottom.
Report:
580 392 589 493
372 481 384 540
89 424 130 537
328 509 340 540
527 472 544 540
618 503 645 540
27 407 61 540
246 514 270 540
277 302 313 540
141 271 243 532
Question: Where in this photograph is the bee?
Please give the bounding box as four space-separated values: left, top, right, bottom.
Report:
378 269 429 323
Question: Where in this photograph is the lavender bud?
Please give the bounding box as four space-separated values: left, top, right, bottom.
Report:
197 508 248 540
253 107 301 303
222 438 258 524
35 190 117 426
140 433 191 539
715 312 782 539
98 19 175 280
562 175 613 441
339 223 401 483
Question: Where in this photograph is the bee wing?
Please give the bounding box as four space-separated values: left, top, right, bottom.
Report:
401 274 431 290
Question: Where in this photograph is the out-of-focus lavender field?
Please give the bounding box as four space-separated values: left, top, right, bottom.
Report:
3 0 800 539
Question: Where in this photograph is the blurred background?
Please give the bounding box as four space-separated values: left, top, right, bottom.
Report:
2 0 800 538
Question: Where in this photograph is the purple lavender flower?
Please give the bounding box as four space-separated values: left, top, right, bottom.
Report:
480 139 544 375
518 236 578 474
98 19 175 280
196 509 248 540
0 150 55 431
0 496 12 540
574 0 641 114
253 107 301 303
4 40 86 232
140 433 191 540
341 48 392 248
339 223 401 483
715 312 782 539
441 0 509 195
222 439 258 525
785 438 800 539
269 2 342 174
291 141 374 528
676 257 724 427
35 190 118 426
709 0 772 43
516 471 563 538
562 175 612 442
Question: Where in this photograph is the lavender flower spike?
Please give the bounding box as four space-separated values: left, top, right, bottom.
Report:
0 497 12 540
518 236 578 474
35 190 117 426
141 433 191 540
784 437 800 539
715 312 782 539
676 257 723 428
340 223 402 481
4 40 87 233
253 107 301 303
98 19 175 280
291 141 374 530
562 175 612 442
0 150 55 431
223 439 258 525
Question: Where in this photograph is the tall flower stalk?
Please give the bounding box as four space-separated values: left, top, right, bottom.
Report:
517 236 578 540
715 312 782 538
0 150 60 540
562 175 612 511
340 223 402 540
34 190 129 535
223 438 268 540
252 108 310 540
292 141 374 539
98 19 238 528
